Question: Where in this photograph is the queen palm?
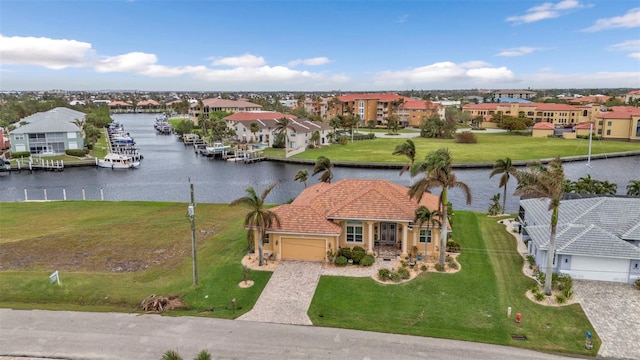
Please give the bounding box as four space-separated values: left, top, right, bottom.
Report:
249 122 260 143
413 206 441 257
627 180 640 196
313 156 333 183
408 148 472 265
392 139 416 185
230 182 281 266
514 157 565 296
275 117 291 155
489 157 517 213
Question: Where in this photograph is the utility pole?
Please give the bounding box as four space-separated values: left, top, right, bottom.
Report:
188 182 198 286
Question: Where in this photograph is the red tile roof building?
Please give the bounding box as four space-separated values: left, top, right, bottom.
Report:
462 102 599 127
189 98 263 124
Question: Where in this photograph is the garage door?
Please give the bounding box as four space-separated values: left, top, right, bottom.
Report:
281 238 326 261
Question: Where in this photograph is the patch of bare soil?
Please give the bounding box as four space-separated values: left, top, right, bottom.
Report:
238 280 254 288
241 253 279 271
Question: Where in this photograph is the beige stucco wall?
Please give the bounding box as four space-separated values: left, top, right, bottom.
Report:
532 129 553 137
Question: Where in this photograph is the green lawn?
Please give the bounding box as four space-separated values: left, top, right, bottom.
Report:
308 212 599 356
264 133 639 163
0 201 270 318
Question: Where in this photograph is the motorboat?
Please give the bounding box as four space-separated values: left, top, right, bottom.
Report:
97 153 140 169
205 142 231 155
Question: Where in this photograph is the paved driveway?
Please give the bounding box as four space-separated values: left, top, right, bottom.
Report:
238 260 322 326
573 280 640 360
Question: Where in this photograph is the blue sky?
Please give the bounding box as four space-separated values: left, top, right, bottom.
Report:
1 0 639 91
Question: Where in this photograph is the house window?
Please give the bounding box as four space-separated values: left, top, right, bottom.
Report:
264 234 270 244
606 129 611 136
346 221 363 242
607 121 612 126
635 121 640 137
419 229 432 243
14 134 25 140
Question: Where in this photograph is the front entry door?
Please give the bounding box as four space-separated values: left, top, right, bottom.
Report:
379 222 396 245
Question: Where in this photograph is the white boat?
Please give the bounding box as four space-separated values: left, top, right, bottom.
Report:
97 153 140 169
205 142 231 155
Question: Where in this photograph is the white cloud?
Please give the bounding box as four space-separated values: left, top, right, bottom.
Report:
607 39 640 60
506 0 589 24
374 61 514 87
0 34 94 69
496 47 538 57
395 14 408 23
288 57 331 67
210 54 266 67
582 8 640 32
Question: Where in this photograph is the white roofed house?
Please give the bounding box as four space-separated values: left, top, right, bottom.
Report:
519 197 640 284
9 107 86 155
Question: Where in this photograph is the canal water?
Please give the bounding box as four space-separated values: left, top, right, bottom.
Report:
1 113 639 213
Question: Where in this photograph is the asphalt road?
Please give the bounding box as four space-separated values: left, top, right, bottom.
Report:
0 309 579 360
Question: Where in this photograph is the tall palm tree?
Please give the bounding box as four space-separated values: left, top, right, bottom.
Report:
310 130 320 147
413 206 441 257
489 157 517 213
230 182 281 266
313 156 334 183
249 122 260 142
408 148 472 265
275 117 291 155
514 157 565 296
294 169 309 187
627 180 640 196
392 139 416 185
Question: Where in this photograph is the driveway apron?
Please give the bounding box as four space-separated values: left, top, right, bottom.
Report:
573 280 640 360
238 260 323 326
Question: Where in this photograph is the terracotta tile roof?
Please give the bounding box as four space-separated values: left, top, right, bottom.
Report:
201 98 262 109
569 95 611 104
225 111 294 121
108 101 132 107
270 179 440 234
337 93 402 102
270 205 342 235
575 122 595 129
138 100 160 106
628 90 640 95
596 106 640 119
533 122 555 130
401 100 442 110
462 103 500 110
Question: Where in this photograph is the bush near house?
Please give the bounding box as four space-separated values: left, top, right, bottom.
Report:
446 240 460 253
65 149 88 157
334 256 348 267
455 131 477 144
9 151 30 159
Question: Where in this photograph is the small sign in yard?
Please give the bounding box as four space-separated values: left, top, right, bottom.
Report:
49 270 60 285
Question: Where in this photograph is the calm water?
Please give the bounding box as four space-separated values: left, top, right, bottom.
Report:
1 113 639 213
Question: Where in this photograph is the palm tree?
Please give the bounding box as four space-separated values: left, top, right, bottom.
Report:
249 122 260 143
488 193 501 216
413 206 441 257
294 169 309 187
313 156 334 183
489 157 517 214
275 117 291 155
627 180 640 196
310 130 320 147
392 139 416 185
230 182 281 266
514 157 565 296
408 148 472 265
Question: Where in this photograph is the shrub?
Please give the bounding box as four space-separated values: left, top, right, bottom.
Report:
378 268 391 281
10 151 31 159
162 350 183 360
65 149 87 157
562 289 573 299
434 263 445 272
334 256 348 267
397 267 410 280
446 240 460 253
635 278 640 288
447 258 459 270
360 254 374 267
350 246 366 264
420 264 428 272
555 294 566 304
526 255 535 267
400 260 408 268
554 274 573 292
534 291 545 301
455 131 477 144
326 249 337 264
390 271 402 282
338 247 352 260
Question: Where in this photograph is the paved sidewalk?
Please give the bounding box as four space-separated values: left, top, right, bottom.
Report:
238 260 322 326
572 280 640 360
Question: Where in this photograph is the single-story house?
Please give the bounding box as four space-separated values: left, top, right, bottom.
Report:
255 179 442 262
531 122 555 137
9 107 85 155
519 196 640 283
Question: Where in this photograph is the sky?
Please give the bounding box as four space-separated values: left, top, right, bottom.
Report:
0 0 639 91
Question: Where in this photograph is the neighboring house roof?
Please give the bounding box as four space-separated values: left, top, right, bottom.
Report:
596 106 640 119
401 100 442 110
10 107 84 134
108 101 132 107
138 100 160 106
533 122 555 130
521 197 640 259
225 111 293 122
201 98 262 109
269 179 440 235
575 122 595 129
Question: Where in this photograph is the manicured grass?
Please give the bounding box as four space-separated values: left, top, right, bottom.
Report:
265 133 639 163
308 212 599 357
0 201 270 318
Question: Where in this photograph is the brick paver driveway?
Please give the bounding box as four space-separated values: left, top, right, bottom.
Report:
573 280 640 360
238 261 323 326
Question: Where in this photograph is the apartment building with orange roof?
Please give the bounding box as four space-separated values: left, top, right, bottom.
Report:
595 106 640 141
462 102 598 127
189 98 262 124
327 93 405 126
